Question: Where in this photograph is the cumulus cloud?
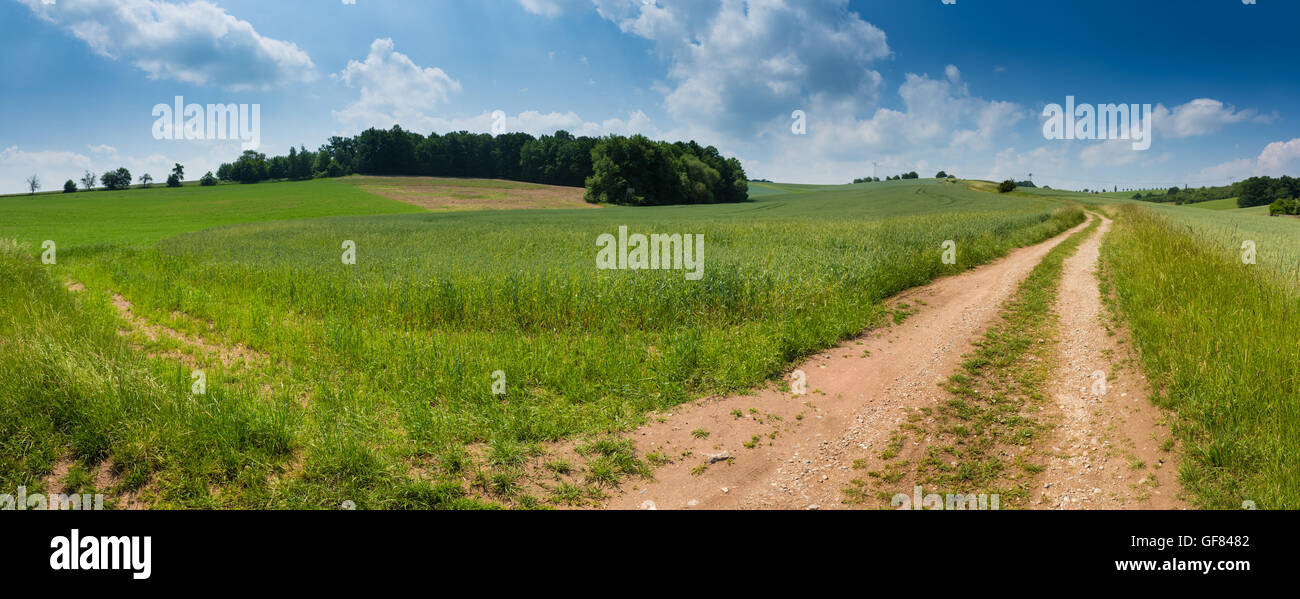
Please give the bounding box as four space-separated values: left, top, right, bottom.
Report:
330 38 653 138
18 0 316 91
1255 138 1300 175
1153 98 1274 139
331 38 462 131
1190 138 1300 184
593 0 890 140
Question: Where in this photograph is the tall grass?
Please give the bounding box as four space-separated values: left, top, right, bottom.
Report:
1101 205 1300 508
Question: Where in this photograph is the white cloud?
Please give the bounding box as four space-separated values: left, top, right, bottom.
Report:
18 0 316 91
330 39 653 139
517 0 588 18
0 143 234 195
1153 98 1273 139
331 38 462 132
1080 139 1144 168
593 0 890 140
1255 138 1300 175
1181 138 1300 187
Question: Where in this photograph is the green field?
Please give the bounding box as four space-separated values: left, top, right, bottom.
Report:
0 177 1084 508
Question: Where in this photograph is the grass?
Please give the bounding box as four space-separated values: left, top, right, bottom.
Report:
0 178 424 248
0 178 1084 508
1101 204 1300 509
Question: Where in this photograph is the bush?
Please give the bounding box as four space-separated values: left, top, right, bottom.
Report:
199 172 219 186
63 180 77 194
1269 197 1298 216
998 180 1017 193
166 174 182 188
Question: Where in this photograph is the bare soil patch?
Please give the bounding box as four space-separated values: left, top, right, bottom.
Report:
346 176 595 212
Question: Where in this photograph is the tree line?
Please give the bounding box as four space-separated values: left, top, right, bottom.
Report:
212 126 748 206
1128 176 1299 210
32 163 189 195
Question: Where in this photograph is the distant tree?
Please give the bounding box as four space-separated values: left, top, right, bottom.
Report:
935 171 948 179
172 163 185 181
139 173 153 188
998 180 1017 193
63 179 77 193
166 173 182 188
80 171 97 191
199 171 218 186
216 163 234 182
100 168 132 191
26 174 40 195
230 150 269 184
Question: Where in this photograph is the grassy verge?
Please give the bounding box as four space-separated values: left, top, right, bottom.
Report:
843 213 1098 507
1101 204 1300 508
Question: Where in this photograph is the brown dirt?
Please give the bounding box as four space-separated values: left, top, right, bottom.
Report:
347 175 596 211
600 217 1095 510
1030 215 1185 509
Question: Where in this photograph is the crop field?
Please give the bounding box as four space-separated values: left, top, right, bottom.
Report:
0 177 1083 508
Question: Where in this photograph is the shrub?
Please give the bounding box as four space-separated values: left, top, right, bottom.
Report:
998 180 1017 193
199 172 219 186
63 180 77 194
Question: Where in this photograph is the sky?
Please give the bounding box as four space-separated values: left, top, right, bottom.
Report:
2 0 1298 194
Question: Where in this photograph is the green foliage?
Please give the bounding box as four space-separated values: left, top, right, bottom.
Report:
584 135 747 205
998 180 1016 193
199 172 218 187
99 167 132 191
63 180 77 194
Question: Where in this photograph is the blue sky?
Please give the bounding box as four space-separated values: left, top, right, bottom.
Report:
2 0 1297 194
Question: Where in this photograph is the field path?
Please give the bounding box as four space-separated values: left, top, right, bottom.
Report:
1031 214 1185 509
601 216 1093 510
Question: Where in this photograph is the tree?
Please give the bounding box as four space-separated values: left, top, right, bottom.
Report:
80 171 96 191
998 180 1017 193
166 163 184 187
63 179 77 193
139 173 154 188
199 171 218 186
100 168 133 191
935 171 948 179
26 174 40 195
229 150 269 183
217 163 234 182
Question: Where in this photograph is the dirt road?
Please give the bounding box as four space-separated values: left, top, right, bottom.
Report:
1031 215 1184 509
603 217 1095 510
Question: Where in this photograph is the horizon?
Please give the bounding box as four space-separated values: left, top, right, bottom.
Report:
2 0 1297 194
